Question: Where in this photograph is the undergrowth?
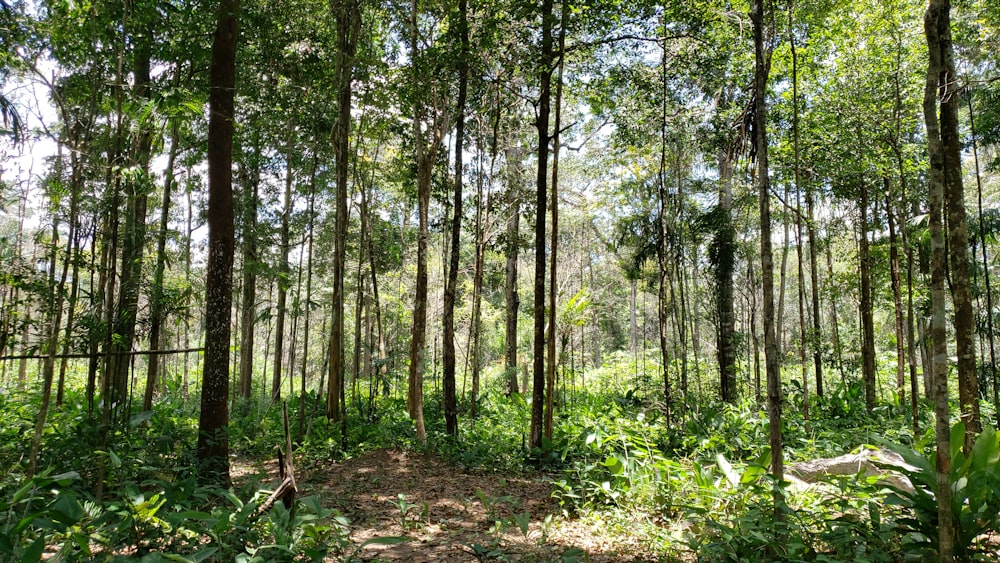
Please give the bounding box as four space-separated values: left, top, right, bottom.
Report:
2 352 998 561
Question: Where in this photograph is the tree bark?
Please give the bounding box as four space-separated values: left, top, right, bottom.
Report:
442 0 468 436
858 180 876 413
504 149 522 396
238 151 260 399
544 9 566 440
751 0 783 521
327 0 360 441
144 118 180 411
197 0 239 488
937 4 980 443
886 184 907 408
273 136 295 401
529 0 554 450
716 124 737 403
924 0 954 557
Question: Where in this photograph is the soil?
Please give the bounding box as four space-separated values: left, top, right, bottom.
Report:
238 448 658 562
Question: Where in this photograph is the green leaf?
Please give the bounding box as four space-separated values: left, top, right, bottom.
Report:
22 536 46 562
950 421 966 465
717 454 740 488
51 471 80 485
603 456 624 475
129 410 155 427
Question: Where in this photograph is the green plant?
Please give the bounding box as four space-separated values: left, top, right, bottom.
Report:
391 493 427 531
880 422 1000 560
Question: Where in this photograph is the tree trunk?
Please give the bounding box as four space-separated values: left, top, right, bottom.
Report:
238 155 259 400
273 137 295 402
806 179 823 397
858 180 876 412
529 0 554 450
937 6 979 444
657 20 672 424
107 25 155 421
442 0 468 436
470 157 486 417
299 157 317 439
886 184 907 408
504 149 522 396
196 0 239 488
327 0 360 443
924 1 954 557
144 118 180 411
716 125 737 403
968 91 999 419
751 0 784 521
544 11 566 440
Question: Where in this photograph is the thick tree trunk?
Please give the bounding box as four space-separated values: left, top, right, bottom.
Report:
196 0 239 488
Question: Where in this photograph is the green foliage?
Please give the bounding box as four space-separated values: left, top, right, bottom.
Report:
881 423 1000 560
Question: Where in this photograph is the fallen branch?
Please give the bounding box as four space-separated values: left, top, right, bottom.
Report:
254 402 297 519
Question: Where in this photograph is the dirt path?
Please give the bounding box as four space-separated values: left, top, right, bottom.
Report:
290 449 655 562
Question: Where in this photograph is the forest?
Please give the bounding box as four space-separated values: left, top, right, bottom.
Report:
1 0 1000 559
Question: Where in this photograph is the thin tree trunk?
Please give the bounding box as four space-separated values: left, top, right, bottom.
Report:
144 118 180 411
107 27 154 420
544 10 566 440
470 136 489 417
886 184 907 408
529 0 554 450
657 18 672 425
238 151 260 399
504 150 521 396
442 0 468 435
273 137 295 401
789 11 808 418
968 91 999 421
298 154 317 439
858 180 876 412
751 0 784 523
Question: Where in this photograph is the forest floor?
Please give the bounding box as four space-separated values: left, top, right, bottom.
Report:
236 448 659 562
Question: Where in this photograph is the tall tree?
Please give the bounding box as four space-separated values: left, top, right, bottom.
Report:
529 0 554 450
442 0 469 436
504 149 522 396
197 0 240 488
327 0 361 440
924 0 954 557
751 0 783 521
406 0 448 444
